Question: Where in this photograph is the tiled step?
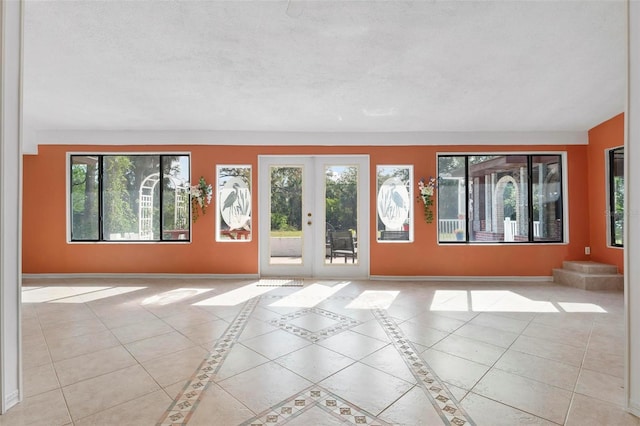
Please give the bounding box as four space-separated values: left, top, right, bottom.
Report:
562 261 619 275
553 267 623 291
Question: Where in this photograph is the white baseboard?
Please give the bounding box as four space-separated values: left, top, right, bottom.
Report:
22 273 260 280
369 275 554 282
23 273 553 283
4 390 20 413
628 401 640 418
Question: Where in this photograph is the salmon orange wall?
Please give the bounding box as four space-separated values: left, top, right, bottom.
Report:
587 113 625 273
23 144 590 276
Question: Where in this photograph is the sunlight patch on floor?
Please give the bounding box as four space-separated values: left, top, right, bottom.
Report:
193 282 275 306
558 302 607 313
22 286 146 304
484 291 558 313
141 288 214 306
429 290 470 312
269 281 351 308
430 290 607 313
346 290 399 309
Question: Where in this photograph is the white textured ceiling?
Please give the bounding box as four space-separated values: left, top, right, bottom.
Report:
23 0 625 135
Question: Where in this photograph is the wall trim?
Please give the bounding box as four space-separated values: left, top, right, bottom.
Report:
4 390 19 411
25 129 589 153
22 273 260 281
370 275 554 282
628 402 640 418
24 274 555 283
1 0 24 414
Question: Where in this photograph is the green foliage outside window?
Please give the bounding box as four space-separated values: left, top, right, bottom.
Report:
270 167 303 232
610 147 624 247
325 166 357 232
70 154 189 241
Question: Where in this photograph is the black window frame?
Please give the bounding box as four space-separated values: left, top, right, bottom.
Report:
437 153 565 244
608 147 624 248
69 153 191 242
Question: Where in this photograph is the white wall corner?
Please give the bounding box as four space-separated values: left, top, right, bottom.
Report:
3 391 19 411
0 0 24 414
625 0 640 417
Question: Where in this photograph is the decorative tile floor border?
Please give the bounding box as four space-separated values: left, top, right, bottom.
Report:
256 278 304 287
261 294 356 301
157 297 261 425
240 385 391 425
372 308 476 426
268 307 361 342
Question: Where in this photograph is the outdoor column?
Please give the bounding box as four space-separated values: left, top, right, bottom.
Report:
457 178 465 219
537 163 544 238
626 0 640 416
484 174 491 231
519 166 526 236
472 177 480 231
0 0 23 413
491 173 497 231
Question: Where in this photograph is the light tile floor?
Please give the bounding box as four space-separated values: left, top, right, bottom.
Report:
3 278 640 425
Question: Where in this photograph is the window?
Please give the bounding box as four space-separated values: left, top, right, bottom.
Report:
437 154 564 243
609 147 624 247
376 165 413 242
216 165 252 241
70 154 190 242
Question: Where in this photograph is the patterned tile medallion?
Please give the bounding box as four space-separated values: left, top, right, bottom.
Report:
240 386 391 426
268 307 361 342
372 308 477 426
157 297 260 425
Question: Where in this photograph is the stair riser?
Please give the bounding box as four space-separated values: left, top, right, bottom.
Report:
562 261 618 275
553 269 623 291
583 276 624 291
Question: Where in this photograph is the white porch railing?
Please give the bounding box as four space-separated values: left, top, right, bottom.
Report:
438 218 541 241
533 221 541 237
504 218 516 241
438 219 464 235
505 219 541 241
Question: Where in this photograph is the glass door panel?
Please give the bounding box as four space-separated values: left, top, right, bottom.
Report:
259 157 313 277
259 155 368 278
269 165 304 265
324 164 359 265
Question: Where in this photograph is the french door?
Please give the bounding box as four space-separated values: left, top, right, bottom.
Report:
258 155 369 278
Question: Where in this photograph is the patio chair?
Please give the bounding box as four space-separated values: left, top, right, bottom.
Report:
329 231 357 263
326 223 336 258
